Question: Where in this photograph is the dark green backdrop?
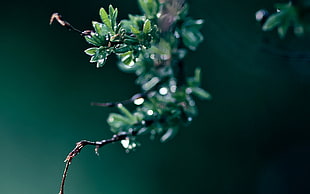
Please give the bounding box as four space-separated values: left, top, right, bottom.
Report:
1 0 310 194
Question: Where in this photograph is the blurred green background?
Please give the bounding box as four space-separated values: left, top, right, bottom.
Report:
1 0 310 194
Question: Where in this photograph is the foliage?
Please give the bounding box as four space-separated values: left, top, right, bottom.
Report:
51 1 209 192
256 0 310 38
82 0 209 151
48 1 309 194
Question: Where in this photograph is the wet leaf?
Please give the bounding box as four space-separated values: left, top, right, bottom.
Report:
130 25 141 34
191 87 212 100
92 21 110 37
84 47 97 56
143 19 152 34
262 12 284 31
84 35 101 46
138 0 158 18
181 28 204 51
107 113 133 133
160 128 178 143
117 104 137 123
111 8 118 31
100 7 113 32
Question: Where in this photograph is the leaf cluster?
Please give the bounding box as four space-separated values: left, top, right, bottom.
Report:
257 1 310 38
84 5 159 67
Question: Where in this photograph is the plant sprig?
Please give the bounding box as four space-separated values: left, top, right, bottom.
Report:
51 0 210 193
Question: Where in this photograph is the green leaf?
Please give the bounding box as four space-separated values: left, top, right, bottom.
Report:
96 59 106 68
138 0 158 18
90 49 110 67
99 7 113 32
109 4 115 14
120 51 133 57
121 54 134 65
107 113 133 133
275 2 291 10
293 24 304 36
194 67 201 85
190 87 212 100
114 46 131 54
262 12 284 31
92 21 111 38
108 5 117 31
111 8 118 31
181 19 205 50
277 18 290 38
160 128 178 143
130 25 141 34
117 61 138 73
143 19 151 34
179 3 189 19
261 2 300 38
183 19 204 31
181 28 204 51
142 76 160 91
84 35 101 46
138 0 148 15
117 104 137 123
84 47 97 56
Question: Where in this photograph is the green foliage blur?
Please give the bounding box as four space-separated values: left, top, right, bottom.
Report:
257 0 310 38
0 0 310 194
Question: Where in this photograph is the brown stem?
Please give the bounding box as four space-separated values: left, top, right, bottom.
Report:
50 13 92 36
58 131 136 194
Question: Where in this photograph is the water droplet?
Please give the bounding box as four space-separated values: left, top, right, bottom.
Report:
160 54 170 60
147 110 154 115
108 117 114 122
174 31 180 38
170 85 177 93
132 143 137 148
134 97 144 105
189 100 195 106
159 87 168 95
121 139 130 149
255 9 267 22
185 88 192 94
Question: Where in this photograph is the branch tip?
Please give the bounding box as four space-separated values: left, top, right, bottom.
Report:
50 13 66 26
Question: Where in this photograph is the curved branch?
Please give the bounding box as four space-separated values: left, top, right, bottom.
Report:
58 130 137 194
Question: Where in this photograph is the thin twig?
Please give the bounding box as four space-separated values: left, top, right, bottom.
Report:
59 160 70 194
58 131 136 194
91 93 147 107
50 13 92 36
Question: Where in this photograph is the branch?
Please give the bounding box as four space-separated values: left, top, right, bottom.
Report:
58 130 137 194
50 13 92 36
91 93 147 107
